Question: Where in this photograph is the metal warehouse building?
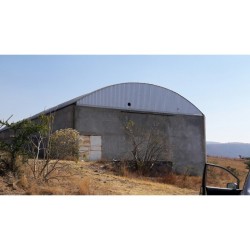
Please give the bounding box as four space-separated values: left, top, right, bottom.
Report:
1 82 206 175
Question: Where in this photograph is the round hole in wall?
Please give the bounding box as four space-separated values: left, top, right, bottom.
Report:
127 102 131 107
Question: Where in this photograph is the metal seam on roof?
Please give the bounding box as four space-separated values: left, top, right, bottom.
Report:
0 82 203 130
76 82 203 116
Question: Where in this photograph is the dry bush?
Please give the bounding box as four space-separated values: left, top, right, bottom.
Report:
207 156 248 188
159 173 202 190
19 161 82 195
159 157 249 191
160 173 178 185
0 116 81 185
17 175 29 189
25 158 79 184
50 128 79 161
77 177 91 195
119 166 136 178
25 181 66 195
25 115 80 182
38 186 66 195
179 176 202 190
114 162 137 178
113 161 202 189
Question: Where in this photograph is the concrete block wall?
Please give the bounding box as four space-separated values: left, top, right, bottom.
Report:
0 104 205 175
74 106 206 175
52 105 75 130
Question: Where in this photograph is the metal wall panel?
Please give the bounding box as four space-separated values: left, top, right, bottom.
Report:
76 82 202 116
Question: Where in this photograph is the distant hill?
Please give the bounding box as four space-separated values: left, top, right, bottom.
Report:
206 142 250 158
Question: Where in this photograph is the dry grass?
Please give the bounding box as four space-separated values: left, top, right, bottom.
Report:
17 175 29 189
77 177 91 195
112 162 202 191
207 156 249 189
161 156 248 191
112 156 249 192
207 156 247 171
1 156 247 195
117 164 139 179
26 183 66 195
158 173 202 191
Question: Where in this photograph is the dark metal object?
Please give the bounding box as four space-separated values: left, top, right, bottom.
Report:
201 163 242 195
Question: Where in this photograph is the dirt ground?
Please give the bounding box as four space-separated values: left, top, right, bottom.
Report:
0 161 198 195
81 163 198 195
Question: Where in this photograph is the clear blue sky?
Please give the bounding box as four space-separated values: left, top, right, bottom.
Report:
1 55 250 143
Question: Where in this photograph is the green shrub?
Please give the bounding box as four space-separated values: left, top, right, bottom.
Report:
50 128 80 161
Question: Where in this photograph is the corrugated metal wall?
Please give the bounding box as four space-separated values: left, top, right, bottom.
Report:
76 82 202 116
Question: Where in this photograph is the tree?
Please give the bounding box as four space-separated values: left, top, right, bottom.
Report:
1 114 80 182
124 119 168 175
50 128 79 161
25 116 80 182
0 117 42 176
24 114 55 180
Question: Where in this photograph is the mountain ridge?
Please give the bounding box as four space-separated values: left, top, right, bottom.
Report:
206 142 250 158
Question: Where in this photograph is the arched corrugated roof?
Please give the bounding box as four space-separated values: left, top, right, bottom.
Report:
8 82 203 125
76 82 203 116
